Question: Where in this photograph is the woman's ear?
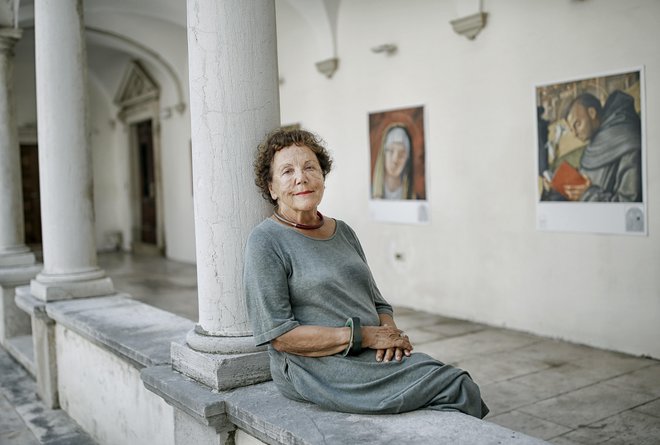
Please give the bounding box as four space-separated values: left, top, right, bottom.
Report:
268 183 277 201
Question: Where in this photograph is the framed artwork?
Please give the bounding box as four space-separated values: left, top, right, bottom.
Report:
535 67 646 235
368 105 429 224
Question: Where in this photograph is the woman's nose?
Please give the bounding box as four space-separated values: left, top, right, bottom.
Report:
294 168 307 183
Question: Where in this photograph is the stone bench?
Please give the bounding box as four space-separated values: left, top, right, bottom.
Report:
143 365 549 445
16 292 548 445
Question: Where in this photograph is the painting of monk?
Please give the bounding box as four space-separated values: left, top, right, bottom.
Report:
536 70 643 203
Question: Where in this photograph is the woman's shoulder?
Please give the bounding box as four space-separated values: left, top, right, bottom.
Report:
247 218 281 247
333 218 356 237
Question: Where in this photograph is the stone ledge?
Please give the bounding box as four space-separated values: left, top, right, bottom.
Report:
5 334 35 376
16 292 193 369
142 365 550 445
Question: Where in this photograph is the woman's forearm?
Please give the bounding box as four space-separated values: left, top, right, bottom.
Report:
271 325 351 357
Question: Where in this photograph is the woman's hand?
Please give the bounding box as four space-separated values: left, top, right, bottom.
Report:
363 313 413 362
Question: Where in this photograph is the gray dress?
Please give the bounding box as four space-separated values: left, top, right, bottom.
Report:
244 218 488 418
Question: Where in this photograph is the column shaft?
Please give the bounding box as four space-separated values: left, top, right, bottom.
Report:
31 0 112 300
0 28 34 267
188 0 280 338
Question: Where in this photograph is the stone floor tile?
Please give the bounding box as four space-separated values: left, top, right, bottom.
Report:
100 252 198 321
480 380 557 415
402 327 448 345
418 329 542 363
0 396 38 445
453 351 552 386
571 351 656 381
557 410 660 445
519 382 656 429
547 436 585 445
633 397 660 418
603 364 660 396
0 428 40 445
488 410 572 440
513 340 603 366
414 338 470 364
511 363 609 397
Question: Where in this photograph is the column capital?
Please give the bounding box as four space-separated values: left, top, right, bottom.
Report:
0 28 22 53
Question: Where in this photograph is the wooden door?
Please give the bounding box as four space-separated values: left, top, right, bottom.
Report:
20 145 42 245
136 120 157 244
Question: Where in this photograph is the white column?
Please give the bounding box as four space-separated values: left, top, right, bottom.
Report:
0 28 35 268
171 0 279 390
0 28 41 350
30 0 113 301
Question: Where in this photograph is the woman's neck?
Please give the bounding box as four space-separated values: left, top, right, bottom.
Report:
274 207 324 230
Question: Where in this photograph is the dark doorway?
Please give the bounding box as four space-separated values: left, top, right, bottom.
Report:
20 144 42 245
135 120 157 245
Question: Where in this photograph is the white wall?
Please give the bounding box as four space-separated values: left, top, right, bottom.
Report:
276 0 660 358
89 75 124 251
56 325 175 445
84 12 196 262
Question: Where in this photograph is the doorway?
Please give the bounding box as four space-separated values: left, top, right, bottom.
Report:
135 120 157 245
20 144 42 246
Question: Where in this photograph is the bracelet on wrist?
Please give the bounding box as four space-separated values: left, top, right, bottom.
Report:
342 317 362 356
342 318 354 356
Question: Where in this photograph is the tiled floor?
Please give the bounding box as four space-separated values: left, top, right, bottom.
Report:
2 252 658 444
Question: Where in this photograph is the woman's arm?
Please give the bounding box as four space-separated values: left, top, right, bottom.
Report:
272 323 413 357
271 325 351 356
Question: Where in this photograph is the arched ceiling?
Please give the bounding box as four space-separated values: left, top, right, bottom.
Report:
15 0 188 112
11 0 340 110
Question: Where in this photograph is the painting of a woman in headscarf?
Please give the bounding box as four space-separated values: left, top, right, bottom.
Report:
369 106 426 201
372 126 414 199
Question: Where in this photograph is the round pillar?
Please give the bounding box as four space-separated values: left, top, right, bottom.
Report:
187 0 279 345
0 28 34 268
31 0 112 300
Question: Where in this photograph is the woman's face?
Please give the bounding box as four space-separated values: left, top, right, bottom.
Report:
384 141 409 178
268 144 325 216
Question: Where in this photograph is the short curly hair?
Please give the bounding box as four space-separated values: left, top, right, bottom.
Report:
254 128 333 205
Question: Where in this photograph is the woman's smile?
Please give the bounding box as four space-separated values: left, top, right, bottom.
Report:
268 144 325 222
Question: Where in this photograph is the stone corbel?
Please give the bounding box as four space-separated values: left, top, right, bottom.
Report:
450 12 488 40
315 57 339 79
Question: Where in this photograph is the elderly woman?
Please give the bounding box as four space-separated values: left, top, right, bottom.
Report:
244 128 488 417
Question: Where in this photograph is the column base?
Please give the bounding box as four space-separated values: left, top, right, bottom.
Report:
0 263 42 287
0 250 36 268
31 270 114 302
171 341 271 391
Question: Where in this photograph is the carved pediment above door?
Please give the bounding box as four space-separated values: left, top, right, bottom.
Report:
115 60 159 115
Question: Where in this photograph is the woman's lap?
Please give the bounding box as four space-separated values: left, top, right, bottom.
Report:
271 351 487 418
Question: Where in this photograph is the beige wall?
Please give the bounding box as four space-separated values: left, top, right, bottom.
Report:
276 0 660 358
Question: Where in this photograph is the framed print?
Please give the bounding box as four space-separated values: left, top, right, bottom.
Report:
535 67 646 235
368 105 429 224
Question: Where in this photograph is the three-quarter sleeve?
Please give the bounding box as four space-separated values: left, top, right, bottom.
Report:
244 228 300 346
